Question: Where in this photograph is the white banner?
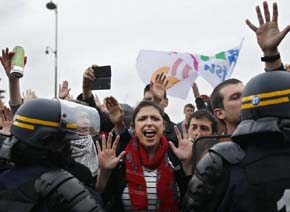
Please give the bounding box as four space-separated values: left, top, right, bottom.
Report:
136 40 242 99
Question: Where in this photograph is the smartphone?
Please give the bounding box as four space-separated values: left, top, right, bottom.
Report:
90 65 111 90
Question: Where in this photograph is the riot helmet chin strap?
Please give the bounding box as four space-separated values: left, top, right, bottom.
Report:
278 119 290 143
0 136 19 160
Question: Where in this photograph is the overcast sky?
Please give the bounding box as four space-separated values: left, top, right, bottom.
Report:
1 0 290 122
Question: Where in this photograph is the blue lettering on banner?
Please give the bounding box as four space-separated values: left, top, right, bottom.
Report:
216 65 227 81
204 64 215 74
204 64 228 81
227 49 239 65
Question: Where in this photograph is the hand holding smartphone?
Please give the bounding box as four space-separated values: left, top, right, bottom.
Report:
90 65 111 90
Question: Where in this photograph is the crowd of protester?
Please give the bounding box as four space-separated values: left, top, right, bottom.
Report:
0 1 290 211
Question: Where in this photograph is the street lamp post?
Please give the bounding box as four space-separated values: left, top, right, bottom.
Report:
46 1 58 98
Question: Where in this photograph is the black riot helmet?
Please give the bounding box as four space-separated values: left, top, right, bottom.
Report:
232 71 290 142
10 98 100 150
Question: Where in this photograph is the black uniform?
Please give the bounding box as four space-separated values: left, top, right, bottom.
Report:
0 162 104 212
0 98 105 212
182 71 290 212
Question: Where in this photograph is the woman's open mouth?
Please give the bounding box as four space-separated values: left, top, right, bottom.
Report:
143 129 156 138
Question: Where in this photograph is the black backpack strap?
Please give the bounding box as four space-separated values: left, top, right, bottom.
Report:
35 169 105 212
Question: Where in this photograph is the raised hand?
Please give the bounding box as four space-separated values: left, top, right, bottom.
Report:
104 96 124 125
95 133 126 192
22 89 38 103
0 48 15 78
0 48 27 79
82 66 96 100
246 1 290 56
169 124 193 175
0 48 26 105
94 94 108 113
96 133 126 170
0 106 13 136
169 124 193 162
83 66 96 89
58 80 71 99
150 72 168 102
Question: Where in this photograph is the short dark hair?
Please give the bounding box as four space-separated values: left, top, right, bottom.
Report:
143 83 167 99
184 103 195 111
132 100 164 126
120 103 134 128
210 78 242 109
188 109 218 134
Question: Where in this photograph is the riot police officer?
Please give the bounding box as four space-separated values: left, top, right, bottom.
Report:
0 98 104 212
182 71 290 212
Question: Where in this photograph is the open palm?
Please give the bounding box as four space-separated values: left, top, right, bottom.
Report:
169 125 193 162
96 133 126 170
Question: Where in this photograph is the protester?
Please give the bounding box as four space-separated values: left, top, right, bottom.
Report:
210 78 244 135
209 0 290 136
71 102 100 178
143 73 178 149
96 99 193 211
176 103 195 133
187 109 218 142
57 79 99 177
187 109 221 165
192 82 225 135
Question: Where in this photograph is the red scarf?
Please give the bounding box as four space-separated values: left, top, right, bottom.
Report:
125 135 179 211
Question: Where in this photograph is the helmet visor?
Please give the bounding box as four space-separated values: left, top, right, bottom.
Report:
58 99 100 136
